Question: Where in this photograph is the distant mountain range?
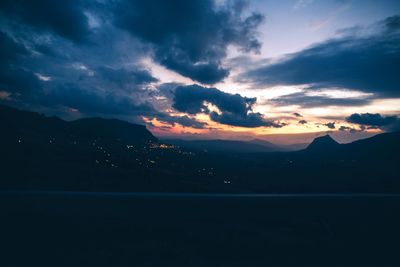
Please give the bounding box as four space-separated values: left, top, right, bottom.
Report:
163 139 282 153
1 103 398 159
1 103 399 193
163 138 308 153
302 132 400 160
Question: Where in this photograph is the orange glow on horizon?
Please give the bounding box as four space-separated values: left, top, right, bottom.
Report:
143 114 381 144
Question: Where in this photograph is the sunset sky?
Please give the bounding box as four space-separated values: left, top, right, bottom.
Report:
1 0 399 144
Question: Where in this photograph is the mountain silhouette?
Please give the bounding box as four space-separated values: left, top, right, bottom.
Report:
0 104 157 145
163 139 282 153
281 142 309 151
249 139 308 151
305 134 340 153
70 118 157 144
248 139 283 150
340 131 400 160
1 103 400 193
302 132 400 160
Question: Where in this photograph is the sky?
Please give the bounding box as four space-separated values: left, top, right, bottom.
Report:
1 0 400 144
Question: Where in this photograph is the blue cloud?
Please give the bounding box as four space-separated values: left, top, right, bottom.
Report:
0 0 90 42
240 15 400 97
172 84 284 128
346 113 398 127
114 0 264 84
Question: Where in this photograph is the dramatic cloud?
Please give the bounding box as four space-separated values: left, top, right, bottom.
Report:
0 67 40 95
293 112 303 117
155 114 207 129
210 111 284 128
383 15 400 32
172 84 282 128
0 0 90 42
339 125 359 133
173 84 256 115
324 122 336 129
240 15 400 97
0 5 159 122
1 0 397 140
95 67 158 91
0 31 28 62
0 31 41 95
346 113 398 127
114 0 264 84
269 92 371 108
0 0 266 127
0 30 158 118
37 84 157 118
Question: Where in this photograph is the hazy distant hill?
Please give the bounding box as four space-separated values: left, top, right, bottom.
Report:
341 132 400 160
1 103 400 193
302 132 400 160
163 139 283 153
281 142 309 151
249 139 308 151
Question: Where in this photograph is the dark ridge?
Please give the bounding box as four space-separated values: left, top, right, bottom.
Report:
341 131 400 160
305 134 339 153
1 103 400 193
70 118 157 144
163 139 282 153
0 103 157 145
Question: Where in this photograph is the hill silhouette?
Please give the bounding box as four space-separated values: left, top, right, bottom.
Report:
301 132 400 160
342 131 400 160
164 139 282 153
1 104 399 193
305 134 339 152
70 118 157 144
0 104 157 145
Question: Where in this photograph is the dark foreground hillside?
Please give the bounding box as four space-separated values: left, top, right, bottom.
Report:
1 104 399 193
1 192 400 267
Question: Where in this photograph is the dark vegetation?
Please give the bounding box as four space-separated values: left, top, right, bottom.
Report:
2 192 400 267
1 104 399 193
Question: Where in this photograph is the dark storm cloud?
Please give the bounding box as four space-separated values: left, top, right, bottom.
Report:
173 84 256 115
324 122 336 129
114 0 264 84
155 114 207 129
95 67 158 89
339 126 359 133
293 112 303 117
0 3 161 122
0 29 158 117
346 113 398 127
0 67 40 95
0 31 28 62
209 111 284 128
269 92 371 108
382 15 400 32
0 31 41 94
240 15 400 97
0 0 265 123
0 0 90 43
36 63 159 118
39 84 156 117
172 84 283 128
157 58 229 85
